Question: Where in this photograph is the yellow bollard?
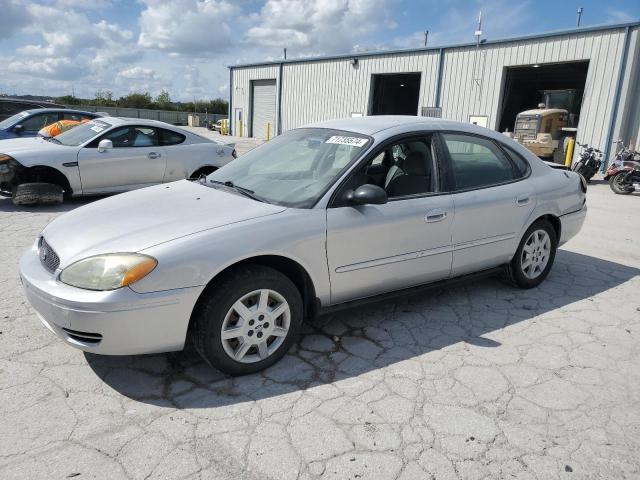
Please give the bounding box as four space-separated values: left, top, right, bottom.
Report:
266 123 271 141
239 119 243 138
565 138 575 168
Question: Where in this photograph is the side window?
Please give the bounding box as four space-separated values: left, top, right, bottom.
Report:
61 112 94 122
100 126 159 148
442 133 516 191
501 144 531 178
102 127 133 147
20 113 58 132
160 129 186 146
131 127 158 147
339 136 435 202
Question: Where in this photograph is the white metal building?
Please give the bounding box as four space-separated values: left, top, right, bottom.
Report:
229 21 640 164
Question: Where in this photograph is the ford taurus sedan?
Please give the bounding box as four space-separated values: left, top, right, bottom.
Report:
19 116 586 375
0 117 236 204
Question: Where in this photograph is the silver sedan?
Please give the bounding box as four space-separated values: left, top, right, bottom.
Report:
19 116 587 375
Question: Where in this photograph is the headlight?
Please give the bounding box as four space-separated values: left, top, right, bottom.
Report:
59 253 157 291
0 154 13 163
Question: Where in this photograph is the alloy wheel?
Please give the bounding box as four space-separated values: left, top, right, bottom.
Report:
220 289 291 363
520 229 551 279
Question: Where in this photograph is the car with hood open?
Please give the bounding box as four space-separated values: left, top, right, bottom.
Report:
19 116 586 375
0 117 236 205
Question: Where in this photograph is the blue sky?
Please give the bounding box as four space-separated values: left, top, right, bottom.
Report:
1 0 638 102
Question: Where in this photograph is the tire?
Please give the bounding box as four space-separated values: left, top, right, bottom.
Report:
504 219 557 289
191 265 303 375
12 182 64 206
609 172 634 195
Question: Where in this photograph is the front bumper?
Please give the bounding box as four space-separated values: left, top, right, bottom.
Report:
19 244 203 355
559 203 587 246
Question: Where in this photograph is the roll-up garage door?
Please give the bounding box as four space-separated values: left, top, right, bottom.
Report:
251 79 276 139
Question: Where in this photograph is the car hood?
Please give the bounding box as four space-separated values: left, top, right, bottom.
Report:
42 180 287 266
0 136 63 155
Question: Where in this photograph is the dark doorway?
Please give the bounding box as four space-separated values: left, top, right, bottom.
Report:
370 73 421 115
498 61 589 132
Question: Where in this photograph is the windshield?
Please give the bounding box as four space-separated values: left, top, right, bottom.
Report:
207 128 371 208
55 119 111 146
0 111 29 129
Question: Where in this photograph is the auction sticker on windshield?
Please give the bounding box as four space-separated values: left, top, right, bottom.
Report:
326 136 368 147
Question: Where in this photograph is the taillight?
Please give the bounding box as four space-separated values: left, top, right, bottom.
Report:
232 149 237 159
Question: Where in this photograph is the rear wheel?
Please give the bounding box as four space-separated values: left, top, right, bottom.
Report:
609 172 634 195
189 166 217 180
504 220 557 289
191 265 303 375
12 182 64 206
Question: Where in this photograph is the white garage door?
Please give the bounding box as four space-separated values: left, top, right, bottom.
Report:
251 79 276 140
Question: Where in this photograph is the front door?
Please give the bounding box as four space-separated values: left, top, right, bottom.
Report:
326 134 454 304
439 133 536 275
77 125 166 193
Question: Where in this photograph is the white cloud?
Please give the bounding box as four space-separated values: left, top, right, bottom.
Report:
138 0 237 55
117 66 157 80
0 0 33 39
245 0 398 54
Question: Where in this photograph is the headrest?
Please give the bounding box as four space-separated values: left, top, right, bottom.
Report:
402 151 427 175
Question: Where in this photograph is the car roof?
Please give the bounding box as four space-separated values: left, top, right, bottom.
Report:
99 117 177 128
305 116 491 136
20 108 98 115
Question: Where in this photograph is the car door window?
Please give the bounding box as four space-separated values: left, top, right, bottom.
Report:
20 113 58 132
442 133 517 191
61 112 94 122
99 126 159 148
337 136 435 203
160 129 185 145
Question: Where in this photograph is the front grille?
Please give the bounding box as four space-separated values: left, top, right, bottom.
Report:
62 327 103 344
38 237 60 273
514 115 539 140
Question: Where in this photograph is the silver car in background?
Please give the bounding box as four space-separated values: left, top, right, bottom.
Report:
0 117 236 204
19 116 586 375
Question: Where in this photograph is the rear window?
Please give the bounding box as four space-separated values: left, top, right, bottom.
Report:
161 129 186 146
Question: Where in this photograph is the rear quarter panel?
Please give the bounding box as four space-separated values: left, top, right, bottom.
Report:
163 143 233 181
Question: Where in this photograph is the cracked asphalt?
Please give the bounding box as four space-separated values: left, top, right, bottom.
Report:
1 179 639 480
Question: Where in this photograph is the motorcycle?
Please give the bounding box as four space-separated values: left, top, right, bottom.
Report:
604 141 640 195
571 142 602 183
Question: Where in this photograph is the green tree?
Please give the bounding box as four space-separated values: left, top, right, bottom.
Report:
56 95 81 105
117 92 153 109
155 89 172 110
94 90 115 107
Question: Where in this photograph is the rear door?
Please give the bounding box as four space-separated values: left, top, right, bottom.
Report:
77 125 166 193
439 132 535 276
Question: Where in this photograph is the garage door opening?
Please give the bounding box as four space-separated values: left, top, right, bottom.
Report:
251 79 276 139
370 73 421 116
498 61 589 132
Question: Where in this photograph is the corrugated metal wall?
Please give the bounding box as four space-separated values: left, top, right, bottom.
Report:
230 24 639 156
439 29 627 153
230 65 279 136
279 52 439 131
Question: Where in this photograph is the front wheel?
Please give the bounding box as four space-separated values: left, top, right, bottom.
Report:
609 172 634 195
191 265 303 375
504 220 557 289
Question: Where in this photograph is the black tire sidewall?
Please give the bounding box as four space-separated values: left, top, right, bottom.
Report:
193 265 303 375
609 172 633 195
509 220 558 289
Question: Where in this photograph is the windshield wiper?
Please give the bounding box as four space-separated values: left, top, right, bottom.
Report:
209 180 263 202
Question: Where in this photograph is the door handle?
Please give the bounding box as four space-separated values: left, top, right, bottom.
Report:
516 196 531 206
425 210 448 223
148 152 161 159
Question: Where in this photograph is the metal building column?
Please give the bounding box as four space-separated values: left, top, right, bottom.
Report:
228 68 233 136
434 48 445 108
277 63 284 135
602 26 631 168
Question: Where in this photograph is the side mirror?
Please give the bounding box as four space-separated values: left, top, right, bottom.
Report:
13 124 24 134
98 139 113 152
345 184 388 205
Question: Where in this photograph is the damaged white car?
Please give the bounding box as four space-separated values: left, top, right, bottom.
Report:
0 117 236 205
